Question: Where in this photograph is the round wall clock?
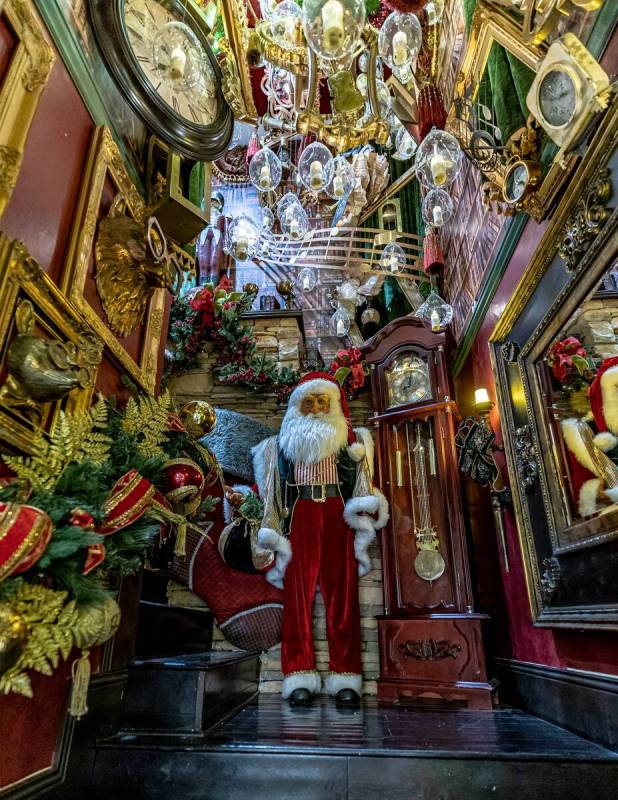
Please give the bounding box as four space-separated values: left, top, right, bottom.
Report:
502 159 541 205
537 66 579 130
89 0 233 161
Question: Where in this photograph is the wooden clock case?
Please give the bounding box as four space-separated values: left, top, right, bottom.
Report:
363 317 494 709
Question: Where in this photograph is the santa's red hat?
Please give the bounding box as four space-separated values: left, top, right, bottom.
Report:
287 371 358 449
588 357 618 451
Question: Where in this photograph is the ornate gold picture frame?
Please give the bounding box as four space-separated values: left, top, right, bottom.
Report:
0 232 103 455
0 0 55 220
61 126 167 395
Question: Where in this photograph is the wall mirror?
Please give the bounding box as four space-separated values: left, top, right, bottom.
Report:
491 100 618 629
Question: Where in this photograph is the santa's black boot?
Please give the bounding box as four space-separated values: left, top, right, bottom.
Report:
335 688 360 708
289 688 313 706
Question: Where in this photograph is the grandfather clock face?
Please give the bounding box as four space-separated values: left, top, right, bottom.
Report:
385 352 433 408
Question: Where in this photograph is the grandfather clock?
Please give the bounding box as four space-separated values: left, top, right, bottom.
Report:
363 317 494 709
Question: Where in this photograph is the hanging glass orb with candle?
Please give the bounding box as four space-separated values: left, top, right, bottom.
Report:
153 21 207 93
378 12 422 85
324 156 355 199
302 0 365 61
380 242 406 274
422 188 454 228
329 306 351 337
280 201 309 241
297 267 318 292
224 215 260 263
270 0 303 50
414 127 462 188
276 191 303 223
298 141 334 193
261 207 275 231
249 148 282 192
425 0 446 25
415 290 453 333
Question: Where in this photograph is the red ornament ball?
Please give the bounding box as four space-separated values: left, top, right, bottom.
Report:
162 459 205 509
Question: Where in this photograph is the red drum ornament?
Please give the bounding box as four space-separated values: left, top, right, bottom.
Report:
0 503 53 582
162 458 205 515
417 84 447 141
423 229 445 276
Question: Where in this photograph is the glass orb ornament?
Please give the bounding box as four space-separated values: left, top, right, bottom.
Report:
425 0 445 25
361 306 380 326
281 202 309 240
414 290 453 333
393 127 417 161
153 21 207 93
298 141 334 192
375 79 392 114
302 0 366 62
378 12 422 72
276 191 303 222
414 127 462 188
225 215 260 263
356 72 368 96
338 279 361 306
298 267 318 292
249 148 282 192
270 0 303 50
421 188 454 228
325 156 355 199
261 207 275 231
380 242 406 274
329 306 351 337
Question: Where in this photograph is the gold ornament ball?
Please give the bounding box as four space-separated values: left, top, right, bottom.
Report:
0 604 28 675
243 282 259 296
73 596 121 651
276 279 294 297
179 401 217 437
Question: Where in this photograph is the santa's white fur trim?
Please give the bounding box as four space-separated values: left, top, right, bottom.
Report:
354 427 375 479
353 517 376 576
288 379 342 411
579 478 601 517
258 527 291 589
372 487 389 530
344 495 379 528
282 671 321 699
600 366 618 435
560 419 598 475
593 432 618 452
324 672 363 697
347 441 366 462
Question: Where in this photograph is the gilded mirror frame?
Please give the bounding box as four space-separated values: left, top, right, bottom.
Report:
0 233 103 455
61 126 167 395
490 99 618 628
0 0 55 221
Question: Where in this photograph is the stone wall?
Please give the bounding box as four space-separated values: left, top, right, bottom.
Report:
167 319 382 695
569 294 618 360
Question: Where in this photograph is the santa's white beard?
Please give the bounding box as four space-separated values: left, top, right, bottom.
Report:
279 404 349 464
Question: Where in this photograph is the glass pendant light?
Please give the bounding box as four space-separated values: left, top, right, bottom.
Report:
276 191 303 223
298 141 334 192
414 127 462 188
297 267 318 292
421 188 454 228
270 0 303 50
261 207 275 231
301 0 365 61
415 290 453 332
425 0 446 25
249 148 282 192
378 12 422 84
329 306 351 337
380 242 406 274
325 156 355 199
153 22 207 93
225 215 260 263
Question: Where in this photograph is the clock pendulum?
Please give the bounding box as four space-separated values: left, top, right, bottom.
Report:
406 421 446 583
393 425 404 488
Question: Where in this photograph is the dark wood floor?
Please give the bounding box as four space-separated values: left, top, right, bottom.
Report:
94 695 618 800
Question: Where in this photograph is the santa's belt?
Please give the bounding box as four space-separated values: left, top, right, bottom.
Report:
296 484 340 502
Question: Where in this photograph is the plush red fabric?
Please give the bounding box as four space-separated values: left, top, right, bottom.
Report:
281 496 362 677
588 357 618 432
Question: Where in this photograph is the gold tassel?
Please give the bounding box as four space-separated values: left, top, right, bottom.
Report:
69 650 91 719
174 520 187 556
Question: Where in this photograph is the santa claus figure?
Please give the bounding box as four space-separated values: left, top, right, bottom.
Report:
252 372 388 707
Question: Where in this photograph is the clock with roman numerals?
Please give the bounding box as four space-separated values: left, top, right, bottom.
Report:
89 0 233 161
